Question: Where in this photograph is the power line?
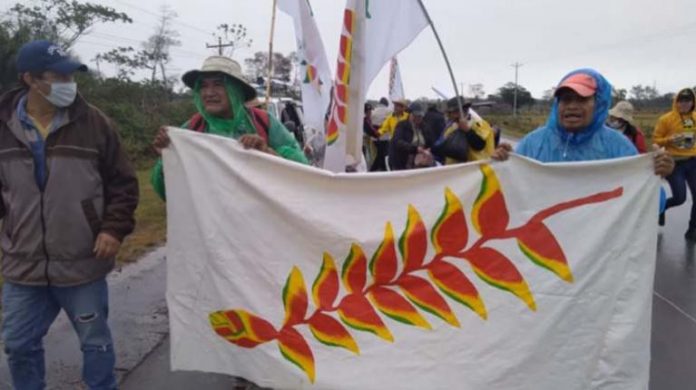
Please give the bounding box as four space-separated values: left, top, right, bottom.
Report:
109 0 212 37
82 31 209 57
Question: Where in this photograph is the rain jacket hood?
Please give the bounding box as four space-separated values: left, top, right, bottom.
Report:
548 68 612 144
673 88 696 113
653 87 696 157
516 68 637 162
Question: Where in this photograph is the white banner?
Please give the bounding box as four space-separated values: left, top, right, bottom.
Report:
165 129 659 390
277 0 331 164
388 57 405 103
323 0 428 172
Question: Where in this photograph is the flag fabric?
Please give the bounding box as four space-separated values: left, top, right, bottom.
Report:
165 128 659 390
388 57 405 103
323 0 429 172
276 0 332 161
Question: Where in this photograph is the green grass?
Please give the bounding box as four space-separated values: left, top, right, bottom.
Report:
117 169 167 264
488 112 662 143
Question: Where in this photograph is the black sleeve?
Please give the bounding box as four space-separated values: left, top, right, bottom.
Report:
432 130 469 161
393 123 417 154
363 119 379 138
465 129 486 151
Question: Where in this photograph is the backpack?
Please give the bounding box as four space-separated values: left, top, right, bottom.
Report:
186 107 270 141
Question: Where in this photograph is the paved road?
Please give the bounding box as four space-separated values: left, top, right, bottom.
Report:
1 190 695 390
650 191 696 389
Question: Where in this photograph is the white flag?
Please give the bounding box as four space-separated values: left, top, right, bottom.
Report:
277 0 332 165
166 128 658 390
388 57 405 102
323 0 429 172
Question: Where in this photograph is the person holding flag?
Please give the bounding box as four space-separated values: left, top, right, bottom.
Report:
150 56 307 200
433 97 496 165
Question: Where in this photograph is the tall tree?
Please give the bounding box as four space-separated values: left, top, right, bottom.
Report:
497 82 534 108
7 0 131 48
244 51 294 82
1 0 131 91
141 6 181 88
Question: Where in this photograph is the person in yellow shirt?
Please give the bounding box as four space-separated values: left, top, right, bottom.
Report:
378 99 409 139
653 88 696 239
433 97 495 165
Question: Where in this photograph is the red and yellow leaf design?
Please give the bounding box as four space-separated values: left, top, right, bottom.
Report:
283 266 308 326
471 165 510 236
341 244 368 294
465 247 536 311
308 312 360 354
338 293 393 342
278 327 315 383
399 205 428 272
428 261 487 320
209 309 278 348
397 275 460 327
369 286 431 329
369 223 398 284
312 253 340 310
431 188 469 254
516 223 573 282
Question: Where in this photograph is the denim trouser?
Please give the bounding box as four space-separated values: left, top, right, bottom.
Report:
665 157 696 230
1 278 117 390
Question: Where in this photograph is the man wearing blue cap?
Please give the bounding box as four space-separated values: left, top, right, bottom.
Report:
0 40 138 389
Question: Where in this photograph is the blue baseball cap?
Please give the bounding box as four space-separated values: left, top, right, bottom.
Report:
16 40 88 75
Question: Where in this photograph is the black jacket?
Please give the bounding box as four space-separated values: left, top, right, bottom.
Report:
389 119 429 170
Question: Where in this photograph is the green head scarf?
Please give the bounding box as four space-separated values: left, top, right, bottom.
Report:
193 76 256 138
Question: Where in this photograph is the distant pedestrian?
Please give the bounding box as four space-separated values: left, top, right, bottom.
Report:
0 40 139 389
607 101 647 153
370 97 392 171
653 88 696 239
433 97 495 165
389 102 434 170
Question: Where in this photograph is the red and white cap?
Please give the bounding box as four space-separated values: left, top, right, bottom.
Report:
555 73 597 97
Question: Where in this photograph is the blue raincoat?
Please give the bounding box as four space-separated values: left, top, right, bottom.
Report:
516 69 637 162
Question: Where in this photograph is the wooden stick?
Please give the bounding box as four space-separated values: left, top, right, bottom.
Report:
266 0 279 105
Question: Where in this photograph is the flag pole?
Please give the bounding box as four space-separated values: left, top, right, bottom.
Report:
416 0 465 118
265 0 279 106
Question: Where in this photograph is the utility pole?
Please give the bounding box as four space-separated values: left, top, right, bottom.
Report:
206 37 235 56
511 62 523 117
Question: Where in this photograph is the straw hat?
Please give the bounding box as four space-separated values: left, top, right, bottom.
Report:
182 56 257 101
608 101 635 126
393 98 409 107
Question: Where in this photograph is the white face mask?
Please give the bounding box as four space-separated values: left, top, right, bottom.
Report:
39 80 77 108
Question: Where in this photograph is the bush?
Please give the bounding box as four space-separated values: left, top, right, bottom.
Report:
76 75 194 167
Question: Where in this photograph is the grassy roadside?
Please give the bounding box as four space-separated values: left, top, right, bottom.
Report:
117 169 167 264
488 112 663 140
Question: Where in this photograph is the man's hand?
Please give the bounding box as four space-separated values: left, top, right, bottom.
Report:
458 118 470 132
653 146 675 177
94 232 121 260
152 127 170 156
491 142 513 161
239 134 276 155
414 149 434 167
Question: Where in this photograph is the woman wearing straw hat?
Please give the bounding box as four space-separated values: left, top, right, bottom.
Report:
607 101 647 153
150 56 308 200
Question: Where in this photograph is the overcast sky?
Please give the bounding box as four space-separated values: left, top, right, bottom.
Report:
40 0 696 99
